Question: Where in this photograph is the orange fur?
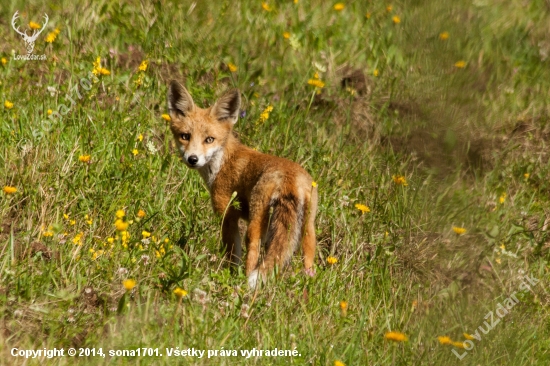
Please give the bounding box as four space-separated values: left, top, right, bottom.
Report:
167 81 317 288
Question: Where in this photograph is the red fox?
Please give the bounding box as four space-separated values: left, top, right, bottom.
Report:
167 81 318 288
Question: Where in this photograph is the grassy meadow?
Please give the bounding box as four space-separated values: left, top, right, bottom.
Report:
1 0 550 364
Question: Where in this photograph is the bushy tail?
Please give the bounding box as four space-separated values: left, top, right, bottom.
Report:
258 193 305 276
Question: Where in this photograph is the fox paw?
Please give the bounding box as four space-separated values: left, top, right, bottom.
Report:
248 270 259 289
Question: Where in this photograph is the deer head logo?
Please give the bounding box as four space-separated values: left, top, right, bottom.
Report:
11 11 49 54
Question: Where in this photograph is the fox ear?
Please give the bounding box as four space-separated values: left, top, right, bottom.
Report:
211 89 241 125
167 80 195 118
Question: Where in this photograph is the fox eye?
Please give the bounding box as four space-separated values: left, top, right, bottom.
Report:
205 137 215 144
180 133 190 141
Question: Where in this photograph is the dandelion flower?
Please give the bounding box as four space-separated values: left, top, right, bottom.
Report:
499 192 506 204
327 256 338 265
312 181 318 188
262 2 272 12
392 175 408 186
173 287 188 298
3 186 17 194
227 62 238 73
4 100 14 109
437 336 453 345
161 114 171 121
79 155 91 163
123 279 136 291
452 341 465 348
45 29 60 43
463 333 475 340
47 109 53 115
283 32 291 39
339 301 348 316
355 203 370 214
392 16 401 24
115 219 129 231
524 173 529 180
452 226 466 235
439 32 449 40
454 60 466 68
132 149 139 156
334 361 346 366
116 210 125 219
138 60 148 71
334 3 345 11
137 209 146 218
307 79 325 88
385 331 408 342
29 21 41 30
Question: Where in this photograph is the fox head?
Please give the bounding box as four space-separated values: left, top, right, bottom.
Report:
167 80 241 169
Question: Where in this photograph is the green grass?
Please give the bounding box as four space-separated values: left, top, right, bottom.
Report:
1 0 550 365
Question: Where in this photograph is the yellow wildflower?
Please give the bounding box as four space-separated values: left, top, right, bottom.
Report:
132 149 139 156
107 237 115 244
452 226 466 235
227 63 238 72
116 210 125 219
262 2 272 11
138 60 148 71
29 21 41 30
142 230 151 238
161 114 171 121
173 287 188 298
385 331 408 342
373 69 379 77
4 100 14 109
70 220 76 226
524 173 529 180
452 341 465 348
79 155 91 163
312 181 318 188
137 209 146 218
386 5 393 12
327 256 338 265
463 333 475 340
63 214 69 220
307 79 325 88
495 257 501 264
339 301 348 316
334 3 345 11
499 193 506 204
258 105 273 123
437 336 453 345
92 57 111 76
355 203 370 214
72 232 83 245
392 16 401 24
45 29 60 43
115 219 129 231
454 60 466 68
3 186 17 194
47 109 53 115
334 361 346 366
283 32 291 39
1 57 7 65
123 279 136 291
138 133 143 142
439 32 449 40
392 175 408 186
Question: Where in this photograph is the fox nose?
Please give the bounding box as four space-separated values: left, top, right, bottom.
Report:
187 155 199 166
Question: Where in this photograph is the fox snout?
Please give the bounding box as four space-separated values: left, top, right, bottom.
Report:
187 155 199 166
